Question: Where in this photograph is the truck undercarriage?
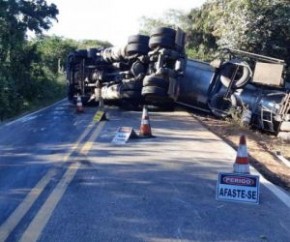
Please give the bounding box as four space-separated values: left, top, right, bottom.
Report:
66 27 290 140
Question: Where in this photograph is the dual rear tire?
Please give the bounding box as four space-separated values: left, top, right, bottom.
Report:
126 35 150 56
149 27 176 50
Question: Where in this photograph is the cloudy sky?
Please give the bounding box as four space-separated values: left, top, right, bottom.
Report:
46 0 206 46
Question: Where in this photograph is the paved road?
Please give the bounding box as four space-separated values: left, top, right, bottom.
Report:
0 100 290 242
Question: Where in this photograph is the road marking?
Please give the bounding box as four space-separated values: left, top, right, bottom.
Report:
61 119 96 162
259 174 290 208
275 153 290 168
20 121 106 242
0 109 101 241
250 167 290 208
0 169 57 241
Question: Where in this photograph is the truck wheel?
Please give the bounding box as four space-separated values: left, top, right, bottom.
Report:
219 59 252 89
150 27 176 39
149 36 175 49
142 86 167 96
143 75 169 89
128 35 150 45
208 92 238 118
126 43 149 56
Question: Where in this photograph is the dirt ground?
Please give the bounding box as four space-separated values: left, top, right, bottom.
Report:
190 111 290 192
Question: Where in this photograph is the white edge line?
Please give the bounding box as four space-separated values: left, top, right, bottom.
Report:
276 154 290 168
250 167 290 208
4 99 66 127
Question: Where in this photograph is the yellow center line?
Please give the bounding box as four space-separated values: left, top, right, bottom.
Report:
0 116 102 242
19 120 106 242
0 169 57 241
63 121 96 161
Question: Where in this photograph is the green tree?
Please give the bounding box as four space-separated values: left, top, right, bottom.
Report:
211 0 290 79
34 35 77 74
0 0 58 61
139 9 191 35
186 3 219 60
0 0 59 120
77 39 112 49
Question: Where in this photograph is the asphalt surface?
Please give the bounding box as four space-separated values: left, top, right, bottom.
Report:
0 100 290 242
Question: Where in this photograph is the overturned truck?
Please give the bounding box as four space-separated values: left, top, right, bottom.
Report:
66 27 186 108
66 27 290 140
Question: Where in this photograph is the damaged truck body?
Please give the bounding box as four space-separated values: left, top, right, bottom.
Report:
66 27 290 140
178 49 290 138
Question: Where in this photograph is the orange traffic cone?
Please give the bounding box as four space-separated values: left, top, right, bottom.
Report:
76 95 84 113
233 135 250 174
139 105 153 137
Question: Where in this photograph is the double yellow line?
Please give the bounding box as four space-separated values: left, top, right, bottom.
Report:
0 117 106 242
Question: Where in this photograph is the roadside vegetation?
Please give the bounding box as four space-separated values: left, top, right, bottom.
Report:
0 0 111 121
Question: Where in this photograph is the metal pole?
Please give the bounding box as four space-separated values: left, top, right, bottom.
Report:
97 80 104 110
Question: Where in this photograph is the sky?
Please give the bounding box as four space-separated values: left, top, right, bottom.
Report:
46 0 206 46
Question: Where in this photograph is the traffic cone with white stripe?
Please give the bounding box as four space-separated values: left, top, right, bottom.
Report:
76 95 84 113
139 105 153 137
233 135 250 174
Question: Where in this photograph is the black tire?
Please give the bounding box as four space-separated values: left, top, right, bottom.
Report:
142 86 167 96
150 27 176 38
128 35 149 45
142 86 175 109
126 43 149 56
208 92 238 118
219 60 252 89
143 75 169 89
149 36 175 49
